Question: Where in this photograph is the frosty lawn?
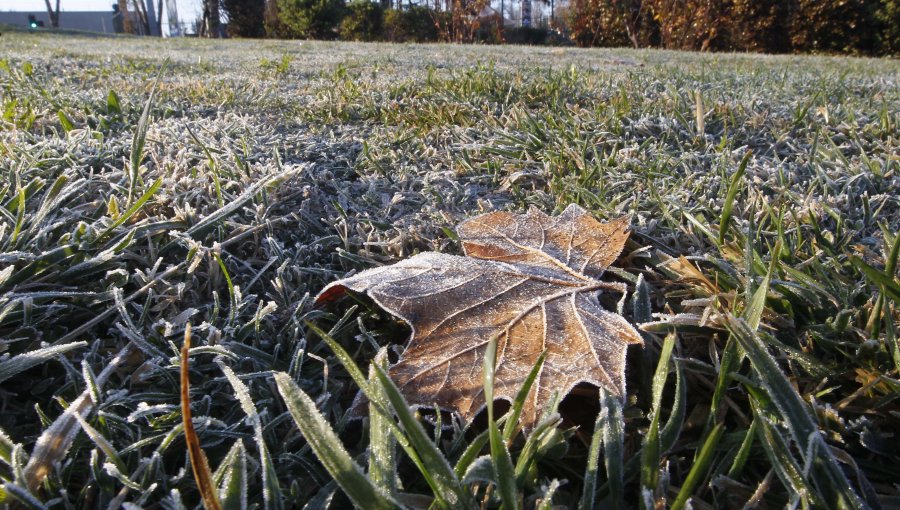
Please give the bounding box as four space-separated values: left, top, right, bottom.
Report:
0 31 898 508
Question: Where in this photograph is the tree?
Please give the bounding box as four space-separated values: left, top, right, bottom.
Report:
876 0 900 54
200 0 223 37
609 0 653 47
728 0 790 53
43 0 60 28
383 6 441 42
130 0 151 35
222 0 267 37
339 0 383 40
264 0 291 37
790 0 879 54
153 0 164 36
117 0 134 33
433 0 489 42
563 0 633 47
277 0 346 39
643 0 730 51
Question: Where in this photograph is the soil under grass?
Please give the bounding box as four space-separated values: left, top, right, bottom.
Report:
0 32 898 509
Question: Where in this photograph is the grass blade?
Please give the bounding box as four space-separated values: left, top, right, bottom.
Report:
2 482 47 510
128 61 167 204
218 362 283 510
97 177 163 242
273 372 399 510
305 321 369 391
305 321 455 504
373 365 470 508
581 387 625 510
513 414 562 487
214 440 248 510
502 350 546 442
850 255 900 304
0 428 15 466
726 315 866 509
22 345 132 492
886 301 900 373
580 403 604 510
727 420 757 480
751 402 812 504
71 410 128 475
453 429 490 479
537 479 561 510
719 151 751 246
107 89 121 115
181 324 222 510
659 358 686 452
670 423 723 510
367 349 397 496
484 336 519 510
57 109 74 133
183 168 303 241
744 271 770 332
0 341 86 384
640 332 675 507
600 387 625 508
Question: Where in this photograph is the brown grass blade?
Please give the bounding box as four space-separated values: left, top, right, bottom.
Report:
181 323 222 510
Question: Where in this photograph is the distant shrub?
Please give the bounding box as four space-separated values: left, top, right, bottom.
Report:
562 0 633 47
728 0 791 53
267 0 898 53
264 0 293 38
277 0 346 39
503 26 549 45
645 0 730 51
382 9 403 40
222 0 267 38
789 0 879 54
876 0 900 54
383 6 440 42
340 0 384 41
473 14 503 44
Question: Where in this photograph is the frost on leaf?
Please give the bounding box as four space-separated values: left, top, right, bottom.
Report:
316 204 643 429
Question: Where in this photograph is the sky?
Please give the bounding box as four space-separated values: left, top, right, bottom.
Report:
0 0 203 26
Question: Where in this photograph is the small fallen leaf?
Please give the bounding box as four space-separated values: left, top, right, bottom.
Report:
317 205 643 429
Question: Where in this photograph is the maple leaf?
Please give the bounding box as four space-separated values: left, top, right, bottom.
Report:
316 204 643 429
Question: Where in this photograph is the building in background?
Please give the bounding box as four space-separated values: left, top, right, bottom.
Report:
0 10 117 33
0 1 189 36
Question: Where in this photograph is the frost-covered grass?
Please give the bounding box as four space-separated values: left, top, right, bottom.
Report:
0 31 898 509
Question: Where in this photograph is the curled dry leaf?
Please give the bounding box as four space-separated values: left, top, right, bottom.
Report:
317 204 643 429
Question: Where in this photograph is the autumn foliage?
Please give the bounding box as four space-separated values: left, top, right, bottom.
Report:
563 0 898 54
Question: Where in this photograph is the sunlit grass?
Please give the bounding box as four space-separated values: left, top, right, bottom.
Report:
0 31 898 508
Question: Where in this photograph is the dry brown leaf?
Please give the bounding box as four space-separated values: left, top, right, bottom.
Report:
317 204 643 429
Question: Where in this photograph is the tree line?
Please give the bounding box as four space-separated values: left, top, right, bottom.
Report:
208 0 900 54
562 0 899 55
213 0 535 43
